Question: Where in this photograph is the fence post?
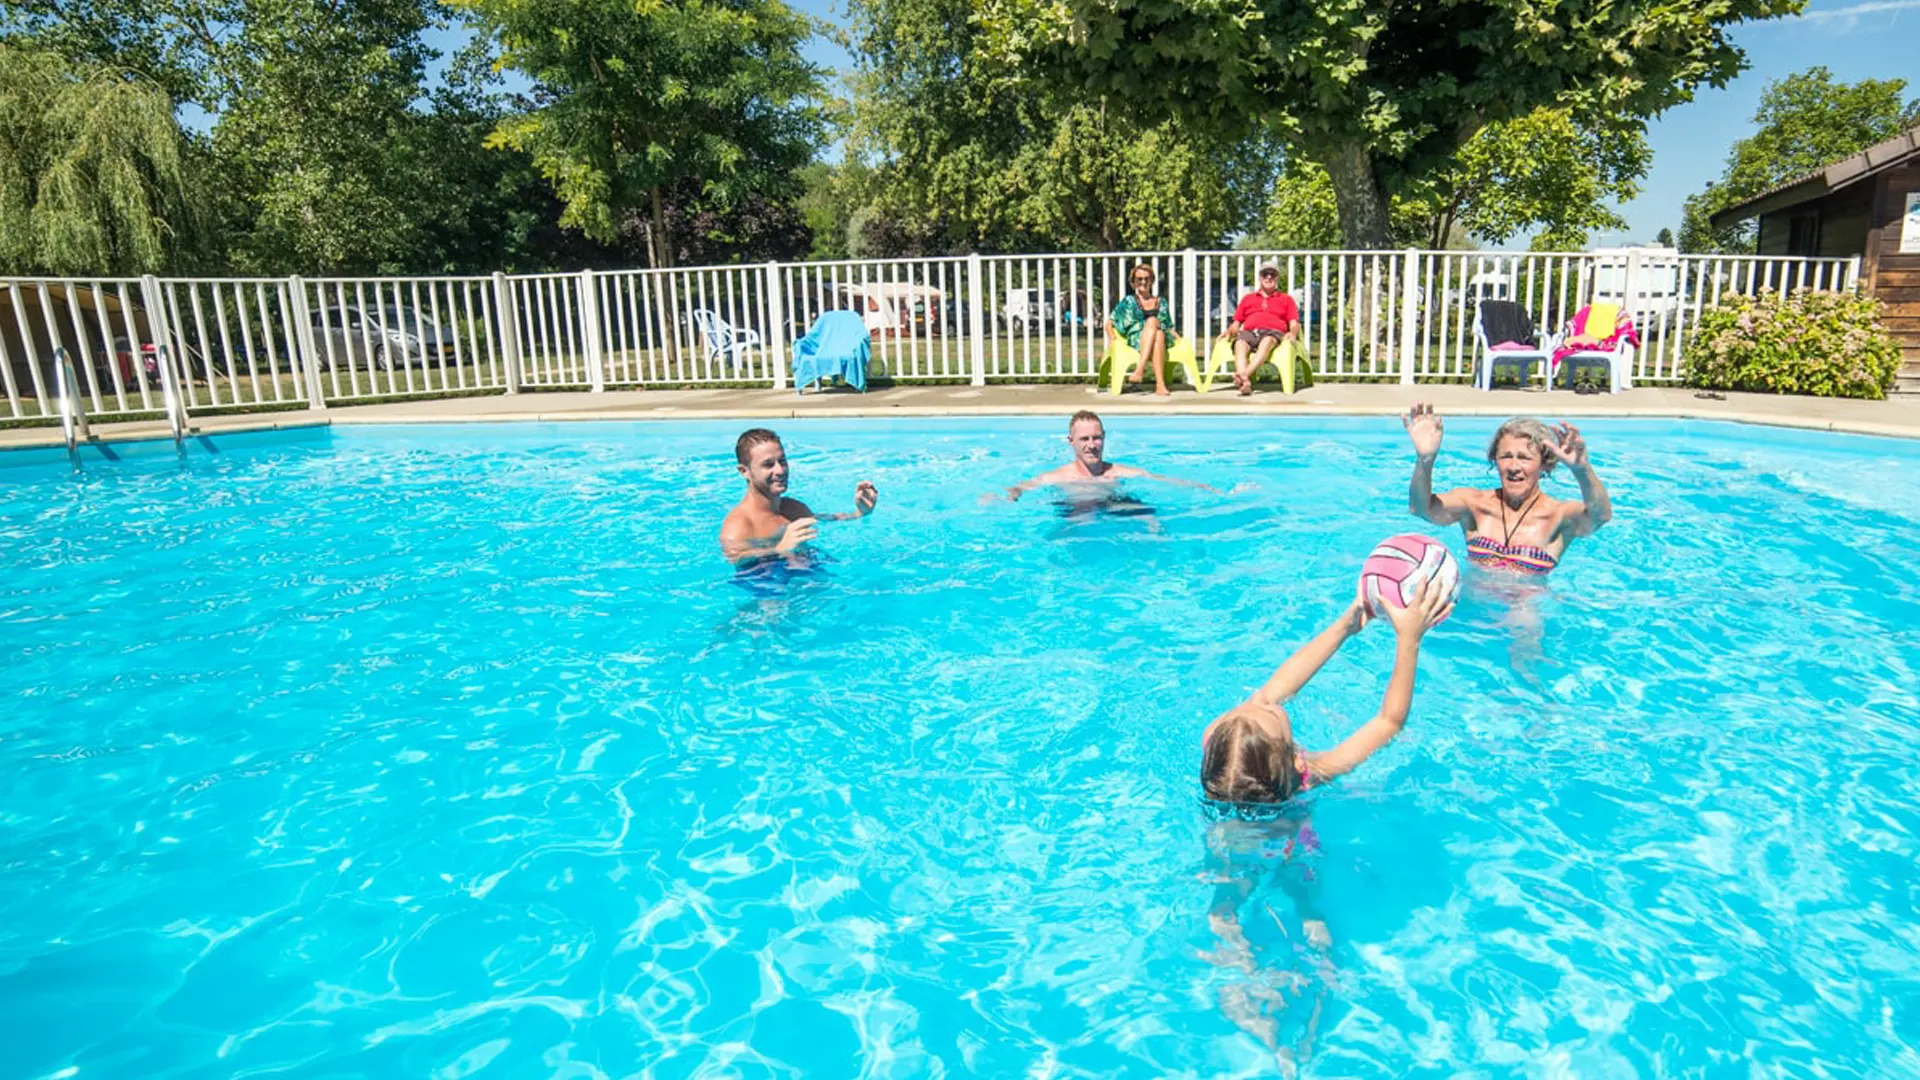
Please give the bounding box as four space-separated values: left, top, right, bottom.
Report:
283 275 327 410
578 269 605 393
138 274 193 418
1398 249 1420 385
1846 254 1862 292
764 260 788 390
1181 248 1199 349
967 252 986 386
492 272 522 394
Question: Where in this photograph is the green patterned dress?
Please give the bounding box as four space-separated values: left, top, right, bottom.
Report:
1109 293 1176 350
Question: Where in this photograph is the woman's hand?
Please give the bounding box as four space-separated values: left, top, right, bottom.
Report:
1383 577 1452 640
1550 422 1589 471
1402 402 1443 459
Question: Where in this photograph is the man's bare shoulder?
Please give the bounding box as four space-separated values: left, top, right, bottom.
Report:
719 500 756 539
1103 462 1148 479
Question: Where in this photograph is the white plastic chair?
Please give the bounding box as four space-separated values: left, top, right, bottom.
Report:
1472 301 1555 391
1552 307 1635 393
693 309 762 369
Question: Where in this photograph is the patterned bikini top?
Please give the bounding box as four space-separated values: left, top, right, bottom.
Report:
1465 535 1558 574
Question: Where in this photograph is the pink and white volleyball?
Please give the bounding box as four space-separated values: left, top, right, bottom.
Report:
1357 534 1461 619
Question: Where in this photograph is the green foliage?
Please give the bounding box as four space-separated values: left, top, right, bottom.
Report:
205 0 441 273
976 0 1798 248
1684 289 1900 399
1681 67 1920 254
1257 109 1646 251
6 0 544 274
796 161 873 260
1258 160 1344 249
453 0 826 264
1428 109 1646 251
0 44 197 274
847 0 1269 252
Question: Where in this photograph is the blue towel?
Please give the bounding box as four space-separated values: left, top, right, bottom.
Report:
791 310 870 393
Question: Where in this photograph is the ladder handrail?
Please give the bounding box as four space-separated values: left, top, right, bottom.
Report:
54 347 88 455
156 344 186 447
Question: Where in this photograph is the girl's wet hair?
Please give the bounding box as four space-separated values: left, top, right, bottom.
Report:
1485 417 1558 475
1201 713 1303 804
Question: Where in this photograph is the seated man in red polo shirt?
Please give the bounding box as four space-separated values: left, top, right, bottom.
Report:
1220 264 1301 395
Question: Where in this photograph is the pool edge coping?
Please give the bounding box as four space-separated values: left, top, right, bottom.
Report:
5 397 1918 455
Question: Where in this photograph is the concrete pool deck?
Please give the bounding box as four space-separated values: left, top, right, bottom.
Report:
3 382 1916 450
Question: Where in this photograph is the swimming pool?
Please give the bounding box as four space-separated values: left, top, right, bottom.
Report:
3 417 1917 1078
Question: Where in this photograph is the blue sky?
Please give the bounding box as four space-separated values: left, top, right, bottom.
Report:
1601 0 1920 245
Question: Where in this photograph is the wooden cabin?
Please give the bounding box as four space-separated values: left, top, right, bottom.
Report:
1710 125 1920 395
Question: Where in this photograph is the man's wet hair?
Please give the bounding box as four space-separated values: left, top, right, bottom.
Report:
735 428 782 465
1068 410 1103 432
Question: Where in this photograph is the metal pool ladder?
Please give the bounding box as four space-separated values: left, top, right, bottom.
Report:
156 344 187 450
54 347 89 462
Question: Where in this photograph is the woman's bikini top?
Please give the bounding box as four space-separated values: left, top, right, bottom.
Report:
1467 489 1559 574
1465 535 1558 574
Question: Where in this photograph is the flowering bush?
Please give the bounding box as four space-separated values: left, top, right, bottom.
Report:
1684 289 1900 400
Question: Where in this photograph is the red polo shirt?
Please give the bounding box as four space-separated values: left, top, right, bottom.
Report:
1234 290 1299 332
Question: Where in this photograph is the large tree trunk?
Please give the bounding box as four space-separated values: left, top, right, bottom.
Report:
649 185 674 269
1320 144 1395 250
650 185 682 368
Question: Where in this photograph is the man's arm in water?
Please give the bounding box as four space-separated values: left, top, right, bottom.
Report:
1106 463 1222 494
814 482 880 521
1002 466 1072 502
718 506 818 566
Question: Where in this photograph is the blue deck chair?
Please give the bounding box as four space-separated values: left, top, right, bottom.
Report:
791 310 871 393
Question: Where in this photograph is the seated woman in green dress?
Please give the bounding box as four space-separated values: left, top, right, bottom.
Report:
1110 262 1177 396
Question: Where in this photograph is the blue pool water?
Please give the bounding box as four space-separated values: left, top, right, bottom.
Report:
3 417 1918 1078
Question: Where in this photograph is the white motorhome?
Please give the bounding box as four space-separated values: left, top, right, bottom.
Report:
1587 245 1683 320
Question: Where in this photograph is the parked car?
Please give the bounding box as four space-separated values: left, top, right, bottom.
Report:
377 305 460 359
310 305 452 370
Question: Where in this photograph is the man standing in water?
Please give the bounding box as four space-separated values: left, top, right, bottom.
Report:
998 410 1218 504
719 428 878 565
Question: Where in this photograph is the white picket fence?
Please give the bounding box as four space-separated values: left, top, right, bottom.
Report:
0 249 1858 421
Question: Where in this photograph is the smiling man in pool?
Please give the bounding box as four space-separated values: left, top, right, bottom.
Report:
719 428 879 566
995 410 1218 510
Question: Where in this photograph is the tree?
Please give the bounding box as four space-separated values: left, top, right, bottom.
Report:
0 44 198 274
204 2 442 273
796 161 872 261
848 0 1273 252
451 0 827 267
1680 67 1920 253
1255 109 1646 251
1417 109 1647 251
6 0 659 274
976 0 1798 248
6 0 481 274
1656 228 1675 247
